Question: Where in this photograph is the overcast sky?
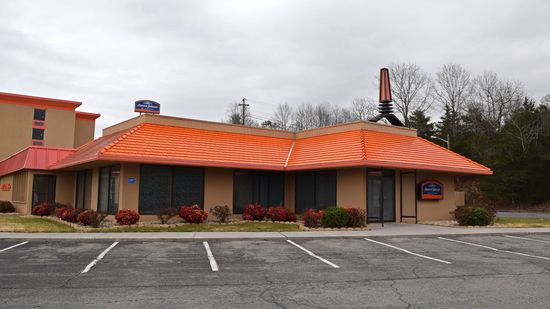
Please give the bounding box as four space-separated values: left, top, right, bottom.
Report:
1 0 549 136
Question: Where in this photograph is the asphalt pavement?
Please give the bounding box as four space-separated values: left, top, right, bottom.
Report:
1 234 550 308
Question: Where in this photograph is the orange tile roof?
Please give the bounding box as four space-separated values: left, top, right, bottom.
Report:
52 122 492 175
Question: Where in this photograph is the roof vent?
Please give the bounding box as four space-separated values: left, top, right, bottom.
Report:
369 68 404 126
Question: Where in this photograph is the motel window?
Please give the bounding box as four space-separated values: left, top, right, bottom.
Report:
233 171 284 214
32 128 44 140
34 109 46 121
98 165 120 214
138 165 204 214
32 174 56 206
295 170 336 214
75 170 92 209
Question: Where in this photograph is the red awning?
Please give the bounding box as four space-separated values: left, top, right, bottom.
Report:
0 147 75 177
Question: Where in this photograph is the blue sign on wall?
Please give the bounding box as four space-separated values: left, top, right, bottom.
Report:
127 177 136 184
135 100 160 114
419 180 443 200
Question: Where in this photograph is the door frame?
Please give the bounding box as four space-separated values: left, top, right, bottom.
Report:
366 169 396 224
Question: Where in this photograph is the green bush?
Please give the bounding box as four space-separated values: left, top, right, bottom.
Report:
454 206 493 226
321 207 349 228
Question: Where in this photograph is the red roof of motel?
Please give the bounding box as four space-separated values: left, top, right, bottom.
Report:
51 122 492 175
0 147 75 177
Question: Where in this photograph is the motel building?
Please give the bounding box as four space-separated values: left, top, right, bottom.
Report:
0 77 492 224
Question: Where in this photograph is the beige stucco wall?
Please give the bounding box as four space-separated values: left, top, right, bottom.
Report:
417 171 456 222
44 109 76 149
0 104 33 160
204 167 234 213
74 118 96 147
337 168 366 209
0 174 13 201
284 172 295 212
119 163 140 212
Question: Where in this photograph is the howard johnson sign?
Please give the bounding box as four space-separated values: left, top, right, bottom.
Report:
135 100 160 114
419 180 444 200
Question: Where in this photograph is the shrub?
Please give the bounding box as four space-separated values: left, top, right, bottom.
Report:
266 207 296 222
55 206 71 218
346 208 366 227
0 201 16 213
242 203 265 221
61 208 85 223
155 207 178 224
321 207 349 228
179 205 208 223
77 210 108 227
211 205 231 223
32 202 51 216
115 209 140 225
302 208 324 228
454 206 493 226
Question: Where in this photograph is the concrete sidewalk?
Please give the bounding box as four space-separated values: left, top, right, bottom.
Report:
1 223 550 239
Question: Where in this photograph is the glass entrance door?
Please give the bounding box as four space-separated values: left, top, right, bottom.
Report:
367 170 395 223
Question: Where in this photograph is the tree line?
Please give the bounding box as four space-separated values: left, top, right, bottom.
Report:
225 62 550 207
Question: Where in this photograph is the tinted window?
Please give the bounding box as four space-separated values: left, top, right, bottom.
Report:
32 175 56 206
295 170 336 213
139 165 172 214
34 109 46 121
98 165 120 213
138 165 204 214
76 170 92 209
233 171 284 214
32 128 44 140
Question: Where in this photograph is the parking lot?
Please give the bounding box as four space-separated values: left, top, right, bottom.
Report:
1 234 550 308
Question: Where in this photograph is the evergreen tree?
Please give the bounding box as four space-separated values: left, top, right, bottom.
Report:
408 110 434 139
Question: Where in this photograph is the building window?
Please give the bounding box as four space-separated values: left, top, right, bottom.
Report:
295 170 336 214
138 165 204 214
32 128 45 140
34 109 46 121
233 171 284 214
32 174 56 206
98 165 120 213
75 170 92 209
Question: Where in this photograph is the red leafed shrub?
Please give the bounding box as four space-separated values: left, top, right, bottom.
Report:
179 205 208 223
77 210 93 226
55 206 70 218
242 203 266 221
345 207 366 227
266 207 296 222
302 208 324 228
115 209 140 225
32 203 51 216
61 208 85 223
77 210 108 227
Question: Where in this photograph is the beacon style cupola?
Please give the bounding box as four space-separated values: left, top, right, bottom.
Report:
369 68 404 127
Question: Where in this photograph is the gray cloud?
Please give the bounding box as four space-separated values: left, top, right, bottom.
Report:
0 0 549 135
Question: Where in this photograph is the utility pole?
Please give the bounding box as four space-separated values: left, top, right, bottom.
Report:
238 97 249 125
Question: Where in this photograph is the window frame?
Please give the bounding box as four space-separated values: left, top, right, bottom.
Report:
138 164 205 214
32 128 45 140
232 170 285 214
75 170 92 209
33 109 46 121
97 165 121 214
294 170 337 213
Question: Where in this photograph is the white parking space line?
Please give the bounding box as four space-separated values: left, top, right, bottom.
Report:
365 238 452 264
203 241 219 272
438 237 550 261
504 235 550 244
81 241 119 274
0 241 28 253
286 240 340 268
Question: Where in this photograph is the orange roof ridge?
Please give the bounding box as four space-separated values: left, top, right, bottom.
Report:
100 125 143 154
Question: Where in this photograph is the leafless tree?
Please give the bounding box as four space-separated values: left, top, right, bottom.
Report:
435 63 473 136
292 103 316 131
472 71 524 130
350 97 377 120
330 105 353 124
388 62 434 126
313 103 332 127
271 102 293 130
